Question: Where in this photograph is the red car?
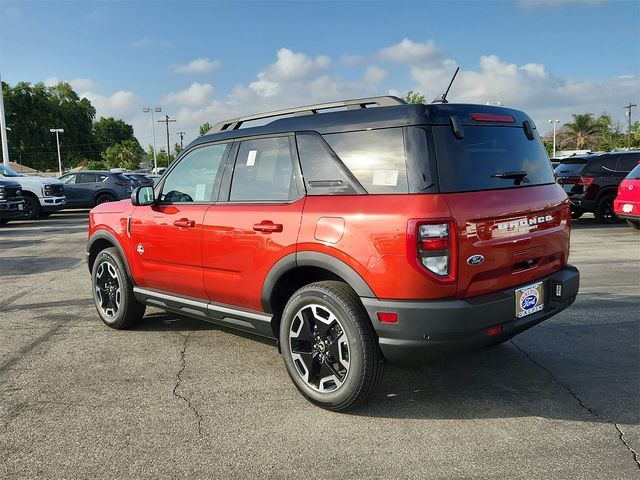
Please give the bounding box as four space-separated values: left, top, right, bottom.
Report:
614 162 640 229
87 97 580 410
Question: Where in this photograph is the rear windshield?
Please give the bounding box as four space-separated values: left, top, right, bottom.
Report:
555 161 588 176
627 163 640 180
113 173 132 182
432 125 554 193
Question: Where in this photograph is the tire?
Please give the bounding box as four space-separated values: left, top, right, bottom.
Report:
0 219 9 225
627 220 640 230
571 210 584 220
91 247 145 329
95 193 115 206
279 281 384 411
39 212 53 218
594 195 618 224
22 195 41 220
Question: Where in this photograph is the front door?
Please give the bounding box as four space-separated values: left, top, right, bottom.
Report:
202 135 304 312
129 142 231 300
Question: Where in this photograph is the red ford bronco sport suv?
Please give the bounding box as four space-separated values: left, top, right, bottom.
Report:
87 96 580 411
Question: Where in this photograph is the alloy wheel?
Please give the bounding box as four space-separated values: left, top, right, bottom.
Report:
95 261 121 318
289 304 350 393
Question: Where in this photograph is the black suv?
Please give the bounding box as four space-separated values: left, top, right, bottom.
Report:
555 151 640 222
0 180 25 224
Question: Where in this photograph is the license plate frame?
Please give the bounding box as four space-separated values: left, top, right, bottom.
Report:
622 203 633 213
515 282 544 319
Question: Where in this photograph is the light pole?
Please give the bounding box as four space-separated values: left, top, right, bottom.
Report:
49 128 64 176
0 72 9 167
143 107 162 172
548 119 559 158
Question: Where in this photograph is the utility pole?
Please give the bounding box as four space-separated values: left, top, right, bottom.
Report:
143 107 162 172
158 114 176 165
49 128 64 176
548 119 559 158
624 102 637 149
0 72 9 166
177 131 186 150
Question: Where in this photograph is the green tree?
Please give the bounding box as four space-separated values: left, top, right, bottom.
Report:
560 113 605 150
1 81 96 170
199 122 212 136
92 117 137 154
102 140 145 170
403 90 427 104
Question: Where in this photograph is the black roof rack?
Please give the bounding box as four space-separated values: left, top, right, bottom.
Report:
205 96 406 134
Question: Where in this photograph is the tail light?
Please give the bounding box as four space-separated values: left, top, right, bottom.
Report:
115 181 130 187
565 177 593 186
407 220 457 283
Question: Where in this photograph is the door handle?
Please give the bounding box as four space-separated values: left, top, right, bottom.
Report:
253 220 283 233
173 218 195 228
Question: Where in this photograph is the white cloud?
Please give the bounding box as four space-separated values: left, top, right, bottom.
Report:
338 54 365 67
261 48 331 81
172 58 221 75
162 83 215 106
377 38 441 64
43 77 98 91
130 36 171 49
81 90 140 119
363 66 388 84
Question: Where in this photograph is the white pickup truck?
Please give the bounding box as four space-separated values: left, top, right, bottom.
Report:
0 165 66 219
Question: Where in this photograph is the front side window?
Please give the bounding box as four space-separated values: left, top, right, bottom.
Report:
323 128 409 194
230 137 295 202
59 174 77 184
160 143 229 203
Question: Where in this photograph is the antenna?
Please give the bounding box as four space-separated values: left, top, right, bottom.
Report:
432 67 460 104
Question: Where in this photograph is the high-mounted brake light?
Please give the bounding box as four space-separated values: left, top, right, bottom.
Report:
470 113 515 123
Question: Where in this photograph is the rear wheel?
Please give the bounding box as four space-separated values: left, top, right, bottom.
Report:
22 195 41 220
594 195 617 224
0 219 9 225
91 247 145 329
627 220 640 230
279 281 384 411
95 193 115 206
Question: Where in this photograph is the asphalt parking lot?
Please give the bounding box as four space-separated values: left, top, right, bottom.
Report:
1 210 638 479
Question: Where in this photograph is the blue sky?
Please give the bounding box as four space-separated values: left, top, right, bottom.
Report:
1 0 639 147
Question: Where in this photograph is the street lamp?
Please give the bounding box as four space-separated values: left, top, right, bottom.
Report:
49 128 64 176
142 107 162 172
548 119 560 158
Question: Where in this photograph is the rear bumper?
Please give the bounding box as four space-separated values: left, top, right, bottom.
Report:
362 265 580 365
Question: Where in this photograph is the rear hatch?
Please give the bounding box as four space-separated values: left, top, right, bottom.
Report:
615 164 640 216
429 113 570 299
554 158 592 196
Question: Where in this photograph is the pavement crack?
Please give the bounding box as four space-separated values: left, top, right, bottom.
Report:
172 331 203 436
511 340 640 470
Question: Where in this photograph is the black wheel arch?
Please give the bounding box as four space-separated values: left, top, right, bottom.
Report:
262 251 376 336
87 230 134 284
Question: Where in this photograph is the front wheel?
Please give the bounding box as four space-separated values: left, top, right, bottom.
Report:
91 247 145 329
279 281 384 411
22 196 41 220
594 195 617 224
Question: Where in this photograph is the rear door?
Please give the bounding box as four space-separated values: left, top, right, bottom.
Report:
202 135 304 312
129 142 230 299
430 122 570 299
76 173 99 205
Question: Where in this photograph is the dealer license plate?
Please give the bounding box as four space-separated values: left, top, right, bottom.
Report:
623 204 633 213
515 282 544 318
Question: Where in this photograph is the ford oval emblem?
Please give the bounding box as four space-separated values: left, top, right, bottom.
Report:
467 254 484 266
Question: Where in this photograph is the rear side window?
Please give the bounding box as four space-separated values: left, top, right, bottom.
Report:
323 129 409 194
230 137 296 202
433 126 555 192
77 173 97 183
617 154 640 172
626 163 640 180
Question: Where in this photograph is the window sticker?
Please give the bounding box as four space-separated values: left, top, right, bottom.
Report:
246 150 257 166
372 169 399 186
194 183 207 201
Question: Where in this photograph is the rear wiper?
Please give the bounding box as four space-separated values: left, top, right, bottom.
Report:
491 171 528 185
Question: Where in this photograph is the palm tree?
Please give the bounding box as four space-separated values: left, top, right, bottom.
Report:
561 113 605 150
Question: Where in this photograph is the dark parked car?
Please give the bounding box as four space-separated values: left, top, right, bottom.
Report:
0 179 25 224
125 173 154 187
59 171 134 207
555 151 640 222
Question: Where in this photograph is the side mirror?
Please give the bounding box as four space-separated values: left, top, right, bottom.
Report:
131 186 155 206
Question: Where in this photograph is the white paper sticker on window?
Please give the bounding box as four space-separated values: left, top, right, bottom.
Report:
246 150 257 166
194 183 207 201
372 169 399 186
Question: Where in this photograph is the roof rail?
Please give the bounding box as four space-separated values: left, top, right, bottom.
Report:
205 96 406 134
